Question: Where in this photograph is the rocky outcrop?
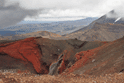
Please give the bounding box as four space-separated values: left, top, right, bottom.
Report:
64 37 124 76
48 54 64 75
0 37 48 74
0 37 105 75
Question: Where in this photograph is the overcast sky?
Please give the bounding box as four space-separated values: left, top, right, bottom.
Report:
0 0 124 28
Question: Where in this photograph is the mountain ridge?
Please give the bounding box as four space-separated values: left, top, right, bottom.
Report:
63 10 124 41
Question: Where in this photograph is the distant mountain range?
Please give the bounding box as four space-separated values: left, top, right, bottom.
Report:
1 10 124 41
1 17 97 36
0 17 97 40
64 10 124 41
0 31 62 40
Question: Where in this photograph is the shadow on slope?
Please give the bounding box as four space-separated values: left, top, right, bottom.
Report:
65 36 124 76
0 37 104 74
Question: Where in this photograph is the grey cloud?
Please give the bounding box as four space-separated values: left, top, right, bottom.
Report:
0 0 124 28
0 0 4 7
106 7 124 18
0 0 39 28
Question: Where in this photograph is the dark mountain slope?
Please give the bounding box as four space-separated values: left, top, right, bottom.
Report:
64 23 124 41
0 36 124 76
64 10 124 41
65 36 124 76
0 37 104 74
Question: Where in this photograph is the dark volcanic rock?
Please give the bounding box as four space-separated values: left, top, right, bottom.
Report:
48 54 64 75
0 37 104 74
0 37 48 74
66 37 124 76
0 36 123 76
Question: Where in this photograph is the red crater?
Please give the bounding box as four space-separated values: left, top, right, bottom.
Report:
0 37 107 75
0 37 48 74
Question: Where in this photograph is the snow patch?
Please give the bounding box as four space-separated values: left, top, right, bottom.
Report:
114 17 121 23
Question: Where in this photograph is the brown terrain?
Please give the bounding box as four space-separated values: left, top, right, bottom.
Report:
64 23 124 41
1 11 124 42
1 22 124 41
0 31 62 40
0 37 104 74
0 10 124 82
63 10 124 41
1 18 124 42
0 36 123 82
65 36 124 76
0 72 124 83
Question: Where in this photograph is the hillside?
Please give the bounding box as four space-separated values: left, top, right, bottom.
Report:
0 37 104 73
64 23 124 41
64 10 124 41
5 20 124 41
0 36 123 75
0 17 97 40
0 37 123 82
0 31 62 40
0 10 124 83
1 17 97 36
65 36 124 76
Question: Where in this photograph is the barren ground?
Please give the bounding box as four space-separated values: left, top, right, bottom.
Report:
0 71 124 83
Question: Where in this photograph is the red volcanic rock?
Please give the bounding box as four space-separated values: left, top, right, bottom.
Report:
65 43 110 74
63 37 124 76
66 50 95 74
58 50 67 74
0 37 105 75
58 60 66 74
75 52 83 60
0 37 48 74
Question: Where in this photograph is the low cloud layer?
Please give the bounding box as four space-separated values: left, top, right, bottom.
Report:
0 0 39 28
107 8 124 18
0 0 124 28
7 0 124 17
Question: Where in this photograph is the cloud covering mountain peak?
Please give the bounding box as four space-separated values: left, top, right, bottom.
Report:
0 0 124 28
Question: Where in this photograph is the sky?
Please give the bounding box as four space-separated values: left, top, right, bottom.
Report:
0 0 124 28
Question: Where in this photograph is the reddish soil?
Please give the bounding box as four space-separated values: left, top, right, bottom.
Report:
0 36 124 82
66 50 95 74
65 37 124 76
0 37 48 74
1 36 123 77
0 37 104 75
